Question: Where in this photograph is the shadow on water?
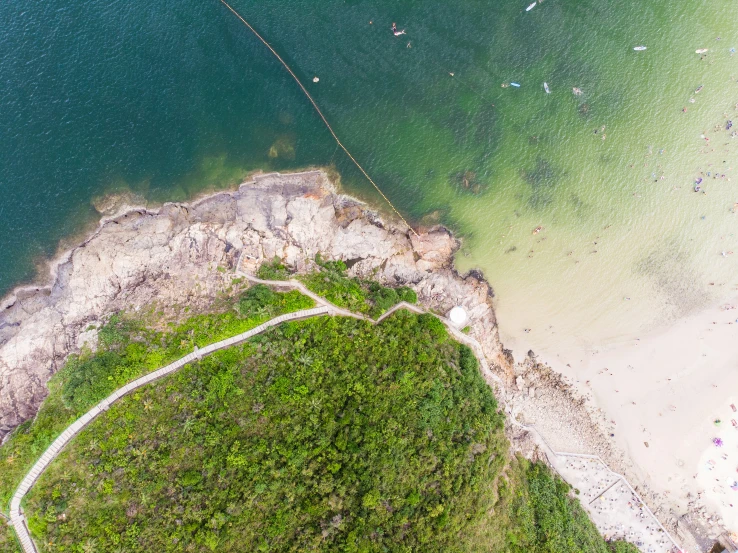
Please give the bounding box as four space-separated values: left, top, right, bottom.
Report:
521 158 564 210
472 103 501 154
567 193 593 221
634 239 711 319
449 170 486 195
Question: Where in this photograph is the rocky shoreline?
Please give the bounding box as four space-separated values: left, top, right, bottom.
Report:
0 170 510 442
0 170 712 550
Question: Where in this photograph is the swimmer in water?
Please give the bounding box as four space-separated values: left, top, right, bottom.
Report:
391 22 406 36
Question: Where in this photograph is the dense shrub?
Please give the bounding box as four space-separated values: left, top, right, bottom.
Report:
1 276 638 553
256 257 291 280
62 351 127 412
0 523 21 553
22 311 637 553
469 456 639 553
301 254 417 318
25 313 507 552
0 286 313 510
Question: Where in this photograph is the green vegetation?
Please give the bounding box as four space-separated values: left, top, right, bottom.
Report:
26 313 502 552
300 254 417 319
0 522 21 553
256 256 291 281
19 310 635 553
0 272 637 553
0 285 313 510
474 456 638 553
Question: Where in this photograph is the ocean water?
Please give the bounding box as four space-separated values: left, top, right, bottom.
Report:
1 0 737 357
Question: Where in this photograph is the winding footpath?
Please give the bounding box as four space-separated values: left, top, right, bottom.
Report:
8 304 329 553
6 272 681 553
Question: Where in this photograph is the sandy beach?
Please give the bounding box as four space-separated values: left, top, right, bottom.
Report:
529 291 738 538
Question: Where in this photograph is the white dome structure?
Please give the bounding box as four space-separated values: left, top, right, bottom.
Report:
447 306 468 327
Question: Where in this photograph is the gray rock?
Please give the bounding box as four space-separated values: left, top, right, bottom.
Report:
0 171 505 441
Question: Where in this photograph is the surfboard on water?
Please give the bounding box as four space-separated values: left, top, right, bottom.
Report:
510 82 521 87
695 49 708 54
543 82 550 93
526 2 536 11
633 46 647 51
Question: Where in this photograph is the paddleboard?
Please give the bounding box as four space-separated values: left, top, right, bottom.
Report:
526 2 536 11
633 46 647 51
543 82 550 93
510 82 521 87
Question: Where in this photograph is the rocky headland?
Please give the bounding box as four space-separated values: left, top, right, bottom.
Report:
0 170 713 550
0 171 509 441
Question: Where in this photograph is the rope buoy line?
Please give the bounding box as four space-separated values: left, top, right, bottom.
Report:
217 0 418 236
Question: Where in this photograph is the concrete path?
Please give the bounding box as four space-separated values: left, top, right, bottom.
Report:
507 403 682 553
7 269 684 553
554 453 679 553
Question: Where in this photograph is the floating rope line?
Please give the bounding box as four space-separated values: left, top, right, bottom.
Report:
218 0 418 236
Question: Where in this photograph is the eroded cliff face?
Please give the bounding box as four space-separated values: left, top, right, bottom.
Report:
0 171 505 441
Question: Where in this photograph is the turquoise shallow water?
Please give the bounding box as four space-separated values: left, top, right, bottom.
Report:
1 0 738 355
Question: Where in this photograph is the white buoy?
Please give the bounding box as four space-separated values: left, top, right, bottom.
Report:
448 306 468 327
313 76 319 83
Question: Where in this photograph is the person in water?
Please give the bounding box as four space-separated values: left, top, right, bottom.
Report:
391 22 406 36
